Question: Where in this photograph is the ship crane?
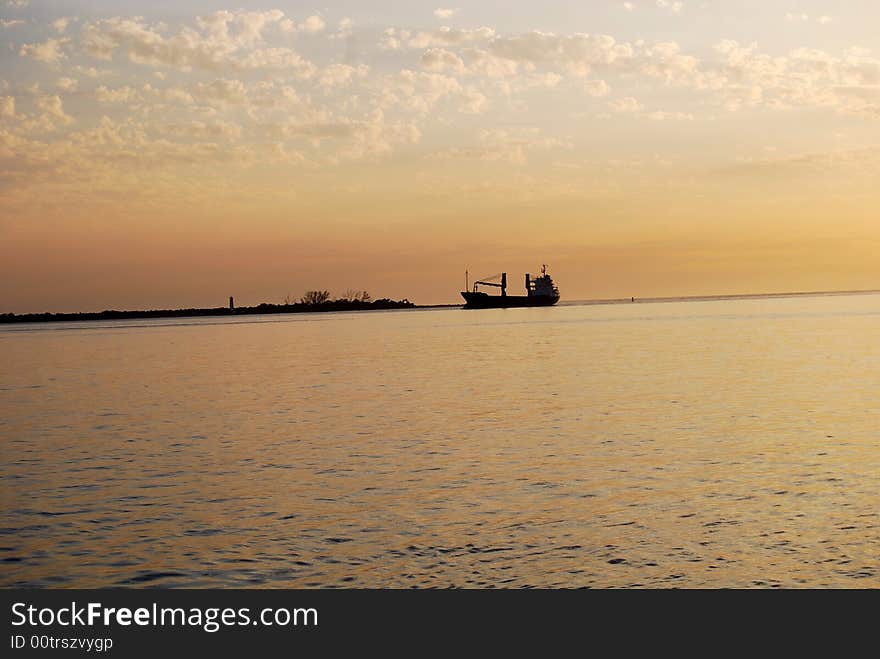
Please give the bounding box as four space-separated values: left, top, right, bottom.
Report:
472 273 507 296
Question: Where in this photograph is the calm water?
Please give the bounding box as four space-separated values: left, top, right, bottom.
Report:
1 294 879 588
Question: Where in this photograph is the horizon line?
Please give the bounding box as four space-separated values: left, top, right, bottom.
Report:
3 287 879 319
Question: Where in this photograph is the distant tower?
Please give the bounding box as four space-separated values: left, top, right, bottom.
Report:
229 296 234 310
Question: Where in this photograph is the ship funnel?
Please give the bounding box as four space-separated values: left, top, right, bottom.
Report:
501 272 507 297
525 273 530 294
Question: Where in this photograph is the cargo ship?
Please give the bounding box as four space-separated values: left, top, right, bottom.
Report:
461 265 560 308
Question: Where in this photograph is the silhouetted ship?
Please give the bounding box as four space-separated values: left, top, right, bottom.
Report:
461 265 560 308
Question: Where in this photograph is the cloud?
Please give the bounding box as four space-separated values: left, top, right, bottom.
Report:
710 40 880 117
52 17 72 34
319 63 369 89
379 69 487 115
457 48 519 77
331 17 353 40
73 65 109 78
0 96 14 117
95 85 140 104
162 120 243 141
381 26 496 51
388 28 700 84
622 3 634 12
19 38 68 63
56 77 78 92
279 14 325 34
645 110 693 120
263 108 421 162
431 128 569 165
484 32 699 82
6 0 29 8
584 79 610 97
420 48 466 74
79 12 315 75
7 9 880 210
609 96 643 113
300 15 326 33
433 8 459 20
1 19 24 28
656 0 684 14
605 96 692 120
192 78 248 105
33 95 74 129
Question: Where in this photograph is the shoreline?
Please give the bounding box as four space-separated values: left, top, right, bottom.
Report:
1 288 877 324
0 299 416 324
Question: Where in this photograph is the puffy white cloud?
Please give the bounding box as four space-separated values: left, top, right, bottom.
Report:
459 87 488 113
33 95 74 129
459 48 520 77
280 14 326 34
381 26 496 51
645 110 693 120
52 17 72 34
482 32 699 82
95 85 140 104
265 108 421 162
609 96 643 113
19 38 68 63
319 63 369 89
163 120 242 141
391 29 700 85
56 77 78 92
606 96 692 121
73 66 109 78
192 78 248 105
7 9 880 207
529 72 563 88
709 40 880 116
331 17 353 40
379 69 487 115
1 19 24 28
194 9 284 45
79 12 315 75
434 8 459 20
238 48 316 77
656 1 684 14
420 48 466 74
7 0 29 8
584 79 610 97
300 15 326 34
0 96 14 117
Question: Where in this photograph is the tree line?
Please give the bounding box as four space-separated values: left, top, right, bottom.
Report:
0 290 415 324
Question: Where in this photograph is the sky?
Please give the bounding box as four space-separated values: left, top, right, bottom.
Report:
1 0 878 312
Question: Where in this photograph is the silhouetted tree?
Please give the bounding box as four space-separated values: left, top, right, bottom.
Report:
301 290 331 305
342 289 372 303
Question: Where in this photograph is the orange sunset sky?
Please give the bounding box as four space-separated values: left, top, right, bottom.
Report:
1 0 878 312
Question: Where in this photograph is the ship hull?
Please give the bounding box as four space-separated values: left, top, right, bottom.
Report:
460 291 559 308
